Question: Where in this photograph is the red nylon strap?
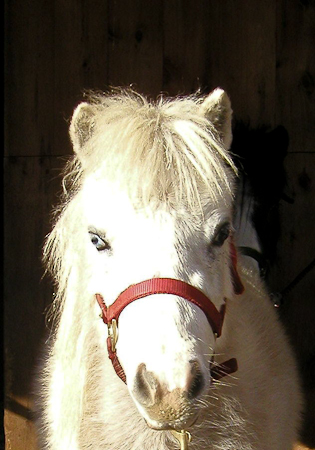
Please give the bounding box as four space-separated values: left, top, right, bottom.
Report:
98 278 225 337
211 358 238 380
107 337 127 383
96 240 244 384
230 241 244 295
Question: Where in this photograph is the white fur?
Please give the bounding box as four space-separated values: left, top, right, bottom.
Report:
36 88 302 449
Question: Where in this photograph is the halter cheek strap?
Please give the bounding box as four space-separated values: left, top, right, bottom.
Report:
230 241 244 295
96 240 244 384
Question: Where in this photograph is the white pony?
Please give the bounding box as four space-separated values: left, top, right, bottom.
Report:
37 88 302 450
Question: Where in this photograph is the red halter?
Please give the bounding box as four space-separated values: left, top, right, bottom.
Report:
96 241 244 384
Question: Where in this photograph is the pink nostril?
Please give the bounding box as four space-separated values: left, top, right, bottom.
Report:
133 363 161 407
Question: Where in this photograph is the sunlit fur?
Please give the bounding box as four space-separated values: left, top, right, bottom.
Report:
36 88 302 449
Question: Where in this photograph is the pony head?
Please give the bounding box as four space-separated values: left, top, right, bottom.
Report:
46 88 239 434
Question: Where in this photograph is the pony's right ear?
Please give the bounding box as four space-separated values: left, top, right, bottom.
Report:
69 102 96 156
200 88 233 150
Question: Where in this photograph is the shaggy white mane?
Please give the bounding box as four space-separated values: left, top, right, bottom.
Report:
63 89 236 210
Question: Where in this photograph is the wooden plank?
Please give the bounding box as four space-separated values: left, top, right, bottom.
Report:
270 153 315 291
5 0 55 157
276 1 315 154
163 0 211 95
5 0 110 158
204 0 276 126
4 156 65 450
274 5 315 443
53 0 110 155
107 0 163 97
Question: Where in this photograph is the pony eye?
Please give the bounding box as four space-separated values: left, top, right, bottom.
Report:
212 222 230 247
89 232 111 252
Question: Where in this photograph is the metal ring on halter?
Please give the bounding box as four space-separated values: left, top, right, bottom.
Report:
108 319 118 352
170 429 192 450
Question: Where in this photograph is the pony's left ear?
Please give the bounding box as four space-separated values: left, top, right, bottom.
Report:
69 102 96 157
200 88 233 150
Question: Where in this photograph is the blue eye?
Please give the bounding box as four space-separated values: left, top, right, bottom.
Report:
89 232 111 252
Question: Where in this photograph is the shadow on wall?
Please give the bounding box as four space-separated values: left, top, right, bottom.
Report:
231 123 315 448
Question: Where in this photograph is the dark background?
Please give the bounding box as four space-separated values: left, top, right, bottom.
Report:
4 1 315 448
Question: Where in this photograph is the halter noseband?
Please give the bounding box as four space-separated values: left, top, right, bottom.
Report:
96 241 244 384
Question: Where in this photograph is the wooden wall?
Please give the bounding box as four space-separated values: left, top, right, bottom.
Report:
4 1 315 448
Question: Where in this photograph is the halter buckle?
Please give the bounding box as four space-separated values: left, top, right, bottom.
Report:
108 319 118 353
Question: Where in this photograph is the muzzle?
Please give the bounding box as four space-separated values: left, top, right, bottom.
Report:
96 240 244 384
